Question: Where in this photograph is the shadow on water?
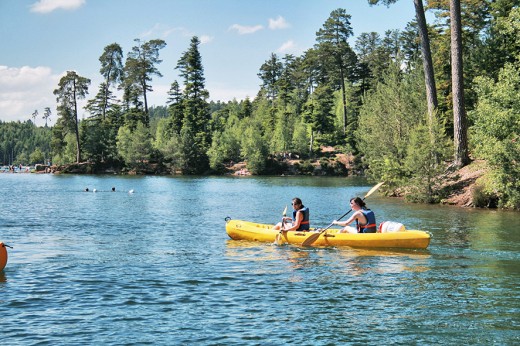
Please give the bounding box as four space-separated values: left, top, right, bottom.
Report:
225 239 432 272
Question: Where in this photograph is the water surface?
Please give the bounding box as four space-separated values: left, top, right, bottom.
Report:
1 174 518 345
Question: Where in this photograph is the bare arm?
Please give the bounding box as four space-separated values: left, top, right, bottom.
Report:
333 211 366 227
284 211 303 231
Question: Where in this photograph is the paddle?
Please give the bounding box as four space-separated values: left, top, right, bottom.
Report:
274 205 288 245
301 182 384 246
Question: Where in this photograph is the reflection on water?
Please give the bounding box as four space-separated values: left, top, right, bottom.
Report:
225 239 433 279
0 174 518 345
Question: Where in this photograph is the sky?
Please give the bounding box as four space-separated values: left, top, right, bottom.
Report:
0 0 417 125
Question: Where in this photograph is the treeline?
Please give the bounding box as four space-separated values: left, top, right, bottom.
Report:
0 120 51 166
1 2 519 209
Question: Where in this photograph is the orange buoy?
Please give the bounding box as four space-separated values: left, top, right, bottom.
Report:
0 242 8 271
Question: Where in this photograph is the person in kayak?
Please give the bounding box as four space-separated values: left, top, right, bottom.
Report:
332 197 377 233
273 197 310 232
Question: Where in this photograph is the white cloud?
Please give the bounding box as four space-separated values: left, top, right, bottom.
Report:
30 0 85 14
269 16 290 30
276 40 300 54
200 35 213 44
0 66 60 124
229 24 264 35
140 24 192 39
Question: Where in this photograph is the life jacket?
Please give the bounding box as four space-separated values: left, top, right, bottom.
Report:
293 206 310 231
356 209 376 233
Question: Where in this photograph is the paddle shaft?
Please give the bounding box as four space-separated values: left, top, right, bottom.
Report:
321 208 354 232
275 206 288 245
302 182 384 246
301 203 357 246
281 205 288 230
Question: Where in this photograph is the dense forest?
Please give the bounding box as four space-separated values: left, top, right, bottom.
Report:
1 1 518 209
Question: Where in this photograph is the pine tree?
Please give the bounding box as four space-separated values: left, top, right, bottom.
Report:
166 80 184 135
175 36 211 174
53 71 91 163
122 38 166 126
99 43 124 120
315 8 357 135
450 0 470 167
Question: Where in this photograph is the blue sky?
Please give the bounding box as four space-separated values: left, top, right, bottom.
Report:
0 0 417 125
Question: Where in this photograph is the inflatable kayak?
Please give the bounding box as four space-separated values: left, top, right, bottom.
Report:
0 242 8 271
225 219 431 249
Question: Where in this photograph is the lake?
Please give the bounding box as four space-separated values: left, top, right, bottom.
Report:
0 174 518 345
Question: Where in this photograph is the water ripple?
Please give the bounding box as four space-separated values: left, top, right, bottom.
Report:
0 175 519 345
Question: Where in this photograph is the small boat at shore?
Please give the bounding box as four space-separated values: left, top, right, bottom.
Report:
225 219 431 249
0 242 8 271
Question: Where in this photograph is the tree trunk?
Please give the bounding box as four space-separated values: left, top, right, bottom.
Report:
73 79 82 163
142 80 150 126
339 65 347 135
102 82 109 121
309 130 314 156
450 0 470 167
413 0 438 123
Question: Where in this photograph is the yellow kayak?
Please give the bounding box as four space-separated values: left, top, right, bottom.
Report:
0 242 8 271
225 219 431 249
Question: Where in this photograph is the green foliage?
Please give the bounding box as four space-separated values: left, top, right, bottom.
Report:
154 119 182 174
0 121 51 165
167 81 184 134
302 83 336 155
470 62 520 209
97 43 124 120
258 53 283 100
291 120 309 157
54 70 91 163
315 8 358 135
356 63 427 190
303 84 335 135
355 30 402 89
318 158 348 176
123 38 167 121
297 160 315 175
53 133 78 165
29 148 45 165
240 120 268 174
116 122 153 170
269 109 294 153
176 120 210 174
174 36 211 174
100 43 124 87
207 117 242 173
404 114 451 203
80 120 104 162
471 173 500 208
3 4 519 209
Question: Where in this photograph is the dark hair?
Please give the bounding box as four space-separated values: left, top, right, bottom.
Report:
350 197 366 208
292 197 303 206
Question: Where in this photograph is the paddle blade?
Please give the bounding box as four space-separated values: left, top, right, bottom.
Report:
274 232 283 245
364 182 384 199
302 232 321 246
282 205 287 217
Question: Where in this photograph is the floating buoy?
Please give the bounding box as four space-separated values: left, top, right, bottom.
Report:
0 242 8 272
129 189 134 194
93 189 97 193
